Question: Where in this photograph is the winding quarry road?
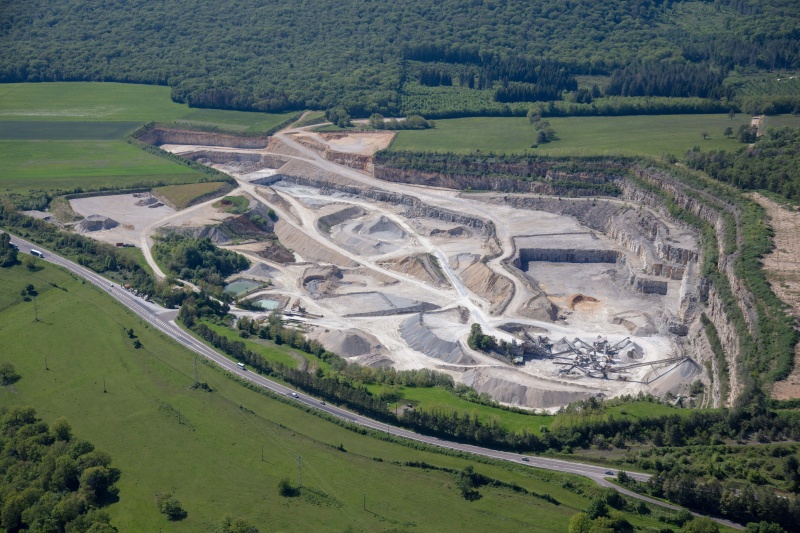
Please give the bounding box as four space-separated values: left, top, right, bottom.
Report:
5 233 743 529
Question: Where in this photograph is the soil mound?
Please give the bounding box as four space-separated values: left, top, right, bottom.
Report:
381 254 447 286
566 293 599 310
257 242 295 264
430 225 469 238
459 260 514 314
244 262 278 278
75 215 119 233
219 214 274 240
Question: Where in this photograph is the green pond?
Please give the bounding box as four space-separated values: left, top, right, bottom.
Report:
224 279 262 296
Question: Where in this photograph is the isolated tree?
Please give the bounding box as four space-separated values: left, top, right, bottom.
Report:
0 362 20 386
278 477 298 497
702 131 709 140
728 109 736 120
155 492 187 520
724 126 733 138
23 255 38 271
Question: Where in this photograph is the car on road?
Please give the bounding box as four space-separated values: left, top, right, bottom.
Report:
237 362 246 370
291 392 299 398
30 249 44 258
605 471 614 475
320 401 325 405
521 456 530 462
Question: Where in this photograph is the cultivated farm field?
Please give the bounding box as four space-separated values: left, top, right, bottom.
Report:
0 82 294 131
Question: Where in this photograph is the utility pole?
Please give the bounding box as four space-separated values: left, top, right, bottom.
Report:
363 493 366 511
193 357 198 387
297 455 302 488
261 445 264 462
45 357 48 371
103 379 107 393
33 295 38 322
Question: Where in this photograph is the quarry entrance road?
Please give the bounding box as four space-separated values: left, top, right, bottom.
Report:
6 232 744 530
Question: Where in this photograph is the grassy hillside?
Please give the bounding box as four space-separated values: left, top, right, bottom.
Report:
0 262 694 532
2 1 798 115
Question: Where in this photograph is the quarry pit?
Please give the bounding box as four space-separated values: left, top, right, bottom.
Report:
70 126 707 411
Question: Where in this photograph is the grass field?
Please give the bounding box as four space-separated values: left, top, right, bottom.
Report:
0 121 143 140
200 320 305 370
390 114 789 158
761 114 800 130
0 262 697 532
0 83 294 197
0 83 294 131
0 140 204 193
154 181 229 209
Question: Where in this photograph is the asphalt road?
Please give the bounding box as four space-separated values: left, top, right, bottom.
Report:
6 233 743 530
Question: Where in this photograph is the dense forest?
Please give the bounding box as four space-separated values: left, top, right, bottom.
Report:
2 0 799 116
0 407 121 533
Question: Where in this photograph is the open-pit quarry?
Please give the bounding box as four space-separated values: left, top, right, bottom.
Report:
67 123 712 411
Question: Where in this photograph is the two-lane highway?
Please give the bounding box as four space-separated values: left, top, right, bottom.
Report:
5 232 743 529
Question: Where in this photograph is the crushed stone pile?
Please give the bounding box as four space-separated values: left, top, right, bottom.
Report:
399 314 474 365
75 215 119 233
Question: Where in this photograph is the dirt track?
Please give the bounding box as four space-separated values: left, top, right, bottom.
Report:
753 193 800 399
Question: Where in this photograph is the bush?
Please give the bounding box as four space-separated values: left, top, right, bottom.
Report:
156 492 187 521
278 478 299 497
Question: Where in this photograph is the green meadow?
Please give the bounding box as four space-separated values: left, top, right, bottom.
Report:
0 82 294 131
390 114 800 158
0 262 697 532
0 140 201 194
0 82 295 195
